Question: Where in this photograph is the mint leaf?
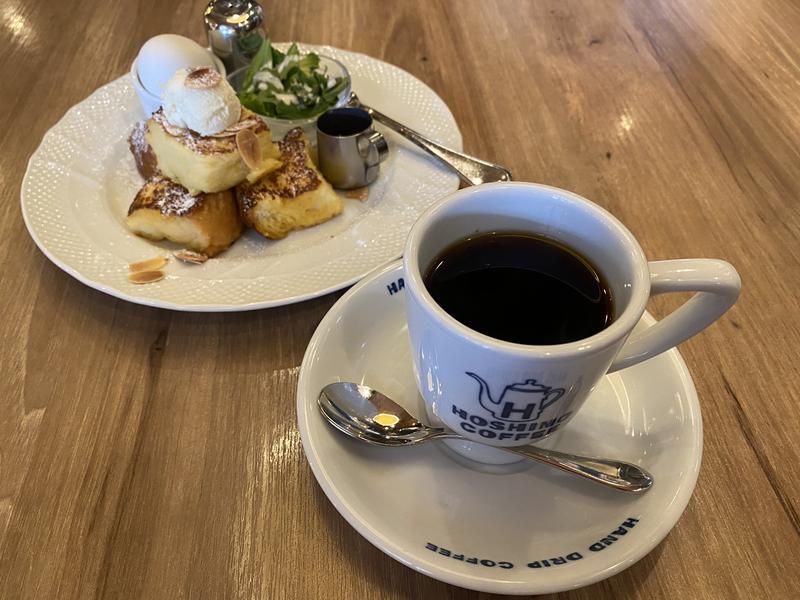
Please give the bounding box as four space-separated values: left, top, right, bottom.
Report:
241 38 272 92
237 41 350 121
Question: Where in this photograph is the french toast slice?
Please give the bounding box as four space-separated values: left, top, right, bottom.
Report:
128 120 159 180
235 128 343 240
126 176 243 257
145 108 280 195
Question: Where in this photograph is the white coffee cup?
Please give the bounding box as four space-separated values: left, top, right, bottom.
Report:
403 182 740 465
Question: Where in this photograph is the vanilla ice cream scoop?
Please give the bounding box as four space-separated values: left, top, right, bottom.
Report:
161 67 242 136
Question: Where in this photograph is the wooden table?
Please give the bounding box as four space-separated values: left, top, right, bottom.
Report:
2 0 799 597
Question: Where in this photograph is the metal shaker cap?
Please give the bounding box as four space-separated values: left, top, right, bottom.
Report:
204 0 266 72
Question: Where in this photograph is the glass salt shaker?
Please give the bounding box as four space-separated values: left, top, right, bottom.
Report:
204 0 267 72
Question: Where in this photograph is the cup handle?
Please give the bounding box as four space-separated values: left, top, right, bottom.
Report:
357 130 389 166
607 259 741 373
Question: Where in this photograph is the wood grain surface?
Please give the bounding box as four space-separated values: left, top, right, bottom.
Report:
1 0 799 597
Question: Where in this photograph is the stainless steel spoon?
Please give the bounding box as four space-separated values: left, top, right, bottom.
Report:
346 92 513 186
319 382 653 493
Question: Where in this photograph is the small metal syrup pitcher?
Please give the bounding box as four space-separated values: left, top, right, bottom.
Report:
317 107 389 189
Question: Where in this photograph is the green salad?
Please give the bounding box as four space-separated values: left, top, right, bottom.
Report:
238 40 350 120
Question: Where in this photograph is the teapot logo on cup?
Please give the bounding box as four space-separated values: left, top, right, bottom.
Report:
449 373 571 442
467 372 565 422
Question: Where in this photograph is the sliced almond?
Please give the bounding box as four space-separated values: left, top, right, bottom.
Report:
236 128 262 169
161 120 190 137
246 158 282 183
129 256 168 272
128 270 165 284
345 187 370 201
174 249 209 264
208 118 261 138
184 67 221 90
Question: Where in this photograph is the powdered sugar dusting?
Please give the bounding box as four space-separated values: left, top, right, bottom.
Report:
153 179 201 216
128 176 202 217
128 120 159 179
184 67 222 90
129 120 148 155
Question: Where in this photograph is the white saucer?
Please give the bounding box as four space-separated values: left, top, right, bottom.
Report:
297 260 702 595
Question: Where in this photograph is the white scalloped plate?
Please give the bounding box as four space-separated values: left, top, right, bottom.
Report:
21 45 461 311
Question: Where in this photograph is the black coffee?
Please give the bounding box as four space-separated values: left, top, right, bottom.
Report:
423 232 613 345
